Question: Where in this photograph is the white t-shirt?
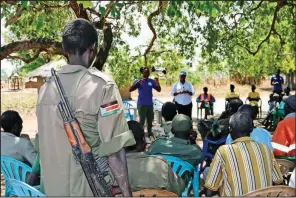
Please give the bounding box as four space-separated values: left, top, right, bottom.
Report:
1 132 37 166
171 81 195 105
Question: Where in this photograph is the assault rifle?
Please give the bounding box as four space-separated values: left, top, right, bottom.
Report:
51 68 120 196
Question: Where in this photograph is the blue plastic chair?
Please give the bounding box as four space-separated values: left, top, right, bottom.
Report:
6 179 45 197
152 154 199 197
200 136 227 173
122 101 134 120
1 156 40 196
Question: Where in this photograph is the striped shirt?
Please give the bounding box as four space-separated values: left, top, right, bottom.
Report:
205 137 283 196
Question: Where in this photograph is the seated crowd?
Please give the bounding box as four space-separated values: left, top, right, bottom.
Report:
1 94 295 197
1 18 295 197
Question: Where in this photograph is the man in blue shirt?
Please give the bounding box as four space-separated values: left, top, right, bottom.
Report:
271 69 284 95
226 104 273 150
196 87 216 119
129 67 161 139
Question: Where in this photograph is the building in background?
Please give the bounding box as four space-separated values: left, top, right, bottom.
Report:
25 59 66 92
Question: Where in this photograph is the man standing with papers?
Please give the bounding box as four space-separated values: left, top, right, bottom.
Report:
171 71 195 119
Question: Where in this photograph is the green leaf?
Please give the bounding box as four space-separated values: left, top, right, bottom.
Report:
99 6 106 16
111 8 116 17
77 1 92 8
21 1 30 8
167 5 175 17
199 2 205 11
222 6 228 14
115 9 121 18
207 1 213 14
115 3 124 8
211 8 217 17
214 3 221 12
193 1 199 7
196 8 201 15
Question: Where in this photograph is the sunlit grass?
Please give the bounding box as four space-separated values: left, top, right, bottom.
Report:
1 92 37 114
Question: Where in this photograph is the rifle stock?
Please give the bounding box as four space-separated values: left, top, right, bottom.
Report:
51 68 117 197
64 120 91 153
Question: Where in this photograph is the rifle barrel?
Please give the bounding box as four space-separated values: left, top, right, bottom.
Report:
51 69 73 119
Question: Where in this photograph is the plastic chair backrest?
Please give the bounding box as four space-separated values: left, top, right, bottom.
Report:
153 98 163 106
243 185 296 197
152 154 199 197
1 155 32 182
275 159 295 176
123 101 133 109
6 179 45 197
132 189 177 197
122 101 133 120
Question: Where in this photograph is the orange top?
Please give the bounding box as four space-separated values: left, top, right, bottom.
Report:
200 93 211 101
271 117 296 157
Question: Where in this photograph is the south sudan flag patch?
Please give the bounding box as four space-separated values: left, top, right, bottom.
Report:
100 101 120 117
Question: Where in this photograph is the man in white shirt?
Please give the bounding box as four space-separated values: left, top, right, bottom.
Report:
1 110 37 166
171 71 195 119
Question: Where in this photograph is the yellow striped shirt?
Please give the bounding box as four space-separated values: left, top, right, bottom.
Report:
205 137 283 196
225 92 240 100
248 91 260 106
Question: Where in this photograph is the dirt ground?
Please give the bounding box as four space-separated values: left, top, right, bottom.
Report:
1 83 278 138
1 82 293 196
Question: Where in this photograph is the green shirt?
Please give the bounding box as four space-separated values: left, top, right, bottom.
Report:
31 153 45 194
126 152 185 196
147 137 203 166
32 134 45 194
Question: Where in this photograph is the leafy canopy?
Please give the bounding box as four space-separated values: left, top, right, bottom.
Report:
1 0 295 88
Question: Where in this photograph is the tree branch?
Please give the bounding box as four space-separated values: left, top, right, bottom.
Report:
86 7 102 18
92 24 113 71
67 0 114 71
1 0 18 5
241 0 286 55
6 49 42 63
0 39 66 61
143 1 165 66
5 4 22 27
2 0 114 71
4 3 68 27
100 1 115 23
250 1 264 13
69 0 90 20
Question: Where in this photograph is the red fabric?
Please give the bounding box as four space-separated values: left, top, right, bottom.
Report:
201 93 211 101
271 117 296 157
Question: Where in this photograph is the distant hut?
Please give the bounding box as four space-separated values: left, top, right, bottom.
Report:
25 59 66 92
8 73 23 90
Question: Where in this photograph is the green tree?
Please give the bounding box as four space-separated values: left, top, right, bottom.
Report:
0 0 295 88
